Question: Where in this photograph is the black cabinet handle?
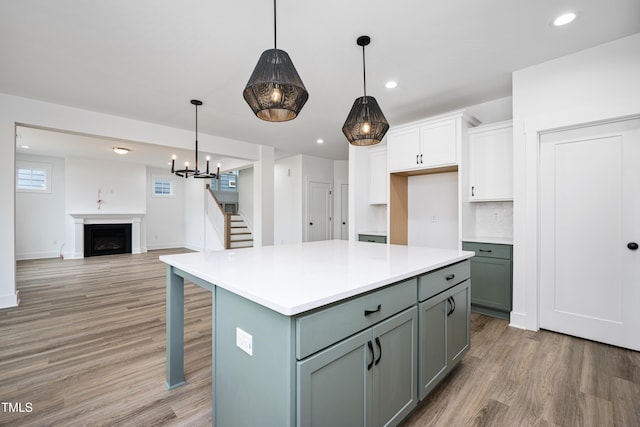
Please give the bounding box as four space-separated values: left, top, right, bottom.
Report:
416 154 419 164
364 304 381 316
367 341 374 370
446 274 455 280
471 186 475 197
367 240 376 242
447 297 456 316
628 242 639 250
420 154 423 164
374 337 382 366
478 249 493 253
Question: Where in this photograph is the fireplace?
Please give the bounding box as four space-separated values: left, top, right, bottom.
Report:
84 223 132 257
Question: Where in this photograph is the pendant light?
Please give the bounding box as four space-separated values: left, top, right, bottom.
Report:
170 99 219 179
342 35 389 146
243 0 309 122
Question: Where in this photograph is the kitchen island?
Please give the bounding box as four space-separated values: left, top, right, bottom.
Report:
161 240 474 426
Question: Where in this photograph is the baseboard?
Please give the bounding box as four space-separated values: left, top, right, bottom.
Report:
508 311 529 330
15 251 60 261
0 291 20 309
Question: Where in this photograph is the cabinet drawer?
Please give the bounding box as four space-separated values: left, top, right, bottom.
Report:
358 234 387 244
418 261 470 302
462 242 512 259
296 278 417 360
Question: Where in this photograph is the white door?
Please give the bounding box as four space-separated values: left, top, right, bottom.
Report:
539 117 640 350
307 181 331 242
341 184 349 240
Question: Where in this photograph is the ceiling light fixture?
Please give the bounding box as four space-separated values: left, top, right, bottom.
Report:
342 35 389 146
385 81 398 89
243 0 309 122
112 147 130 155
170 99 219 179
553 12 576 26
316 139 324 144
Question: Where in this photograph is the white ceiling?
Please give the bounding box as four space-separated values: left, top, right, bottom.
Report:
2 0 639 164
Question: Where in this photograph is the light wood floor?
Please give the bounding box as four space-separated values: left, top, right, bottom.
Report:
1 250 638 426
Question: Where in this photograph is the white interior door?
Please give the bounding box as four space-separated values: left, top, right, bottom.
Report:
539 117 640 350
341 184 349 240
307 181 331 242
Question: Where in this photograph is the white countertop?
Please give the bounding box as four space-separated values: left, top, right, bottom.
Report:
462 236 513 245
160 240 474 316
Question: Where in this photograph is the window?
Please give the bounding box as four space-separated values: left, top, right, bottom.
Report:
212 171 238 192
16 161 52 193
152 175 175 198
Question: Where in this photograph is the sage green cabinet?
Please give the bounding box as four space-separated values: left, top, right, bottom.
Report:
359 234 387 244
418 279 470 400
297 307 418 427
462 241 512 320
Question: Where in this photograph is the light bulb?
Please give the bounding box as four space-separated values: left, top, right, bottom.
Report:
361 122 371 134
271 87 283 103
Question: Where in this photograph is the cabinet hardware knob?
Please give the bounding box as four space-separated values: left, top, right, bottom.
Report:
446 274 455 280
628 242 639 250
374 337 382 366
309 222 313 226
342 222 346 225
364 304 381 316
367 341 374 370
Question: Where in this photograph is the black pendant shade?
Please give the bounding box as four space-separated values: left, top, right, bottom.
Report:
243 0 308 122
170 99 219 179
243 48 309 122
342 35 389 146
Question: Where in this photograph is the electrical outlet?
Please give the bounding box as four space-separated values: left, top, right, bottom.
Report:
236 327 253 356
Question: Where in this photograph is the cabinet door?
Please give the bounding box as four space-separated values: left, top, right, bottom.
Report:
469 257 512 312
297 329 373 427
388 127 420 172
447 280 470 365
418 291 449 400
369 148 388 204
373 307 417 427
468 122 513 201
419 120 457 168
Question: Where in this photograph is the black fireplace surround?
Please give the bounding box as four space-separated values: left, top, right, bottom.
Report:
84 223 132 257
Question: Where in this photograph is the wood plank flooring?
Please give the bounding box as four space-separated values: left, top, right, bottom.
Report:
1 250 639 426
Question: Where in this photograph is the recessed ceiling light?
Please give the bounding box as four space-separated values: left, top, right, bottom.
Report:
20 145 31 149
316 139 324 144
385 81 398 89
113 147 130 155
553 12 576 26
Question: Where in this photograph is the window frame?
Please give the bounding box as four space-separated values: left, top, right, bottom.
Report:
16 161 52 193
151 175 176 198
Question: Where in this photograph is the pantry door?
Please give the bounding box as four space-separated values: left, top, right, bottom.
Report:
539 117 640 350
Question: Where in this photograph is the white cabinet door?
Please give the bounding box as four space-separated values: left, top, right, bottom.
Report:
468 121 513 201
419 120 457 168
368 148 388 204
539 117 640 351
388 127 420 172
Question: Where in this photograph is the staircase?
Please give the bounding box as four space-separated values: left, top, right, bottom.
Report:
228 214 253 249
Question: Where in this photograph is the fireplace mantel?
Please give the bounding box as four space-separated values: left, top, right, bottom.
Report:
68 213 145 259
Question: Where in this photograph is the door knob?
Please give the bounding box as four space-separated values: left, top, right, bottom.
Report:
628 242 639 250
309 222 313 226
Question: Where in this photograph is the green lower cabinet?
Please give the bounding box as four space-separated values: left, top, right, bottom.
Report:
462 242 512 320
297 307 418 427
418 280 470 400
358 234 387 244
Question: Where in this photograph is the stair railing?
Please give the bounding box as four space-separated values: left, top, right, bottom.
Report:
206 184 232 249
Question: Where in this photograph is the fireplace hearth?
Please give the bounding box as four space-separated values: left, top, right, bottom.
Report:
84 223 132 257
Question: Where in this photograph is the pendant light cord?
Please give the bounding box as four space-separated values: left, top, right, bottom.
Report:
362 43 367 98
273 0 277 49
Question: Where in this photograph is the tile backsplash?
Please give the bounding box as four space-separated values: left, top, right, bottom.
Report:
474 201 513 238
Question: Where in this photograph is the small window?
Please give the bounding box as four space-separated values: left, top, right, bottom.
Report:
152 176 175 198
16 161 51 193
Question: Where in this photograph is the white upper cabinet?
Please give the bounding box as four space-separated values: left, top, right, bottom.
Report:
388 110 479 173
368 146 388 204
467 120 513 201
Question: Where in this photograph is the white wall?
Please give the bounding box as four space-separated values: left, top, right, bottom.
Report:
238 167 254 231
408 172 459 249
275 155 303 244
146 167 185 250
512 33 640 330
15 154 66 260
333 160 348 239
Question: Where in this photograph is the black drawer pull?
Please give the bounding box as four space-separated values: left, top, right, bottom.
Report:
374 337 382 366
367 239 376 242
478 249 493 253
367 341 374 370
364 304 381 316
445 274 455 280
